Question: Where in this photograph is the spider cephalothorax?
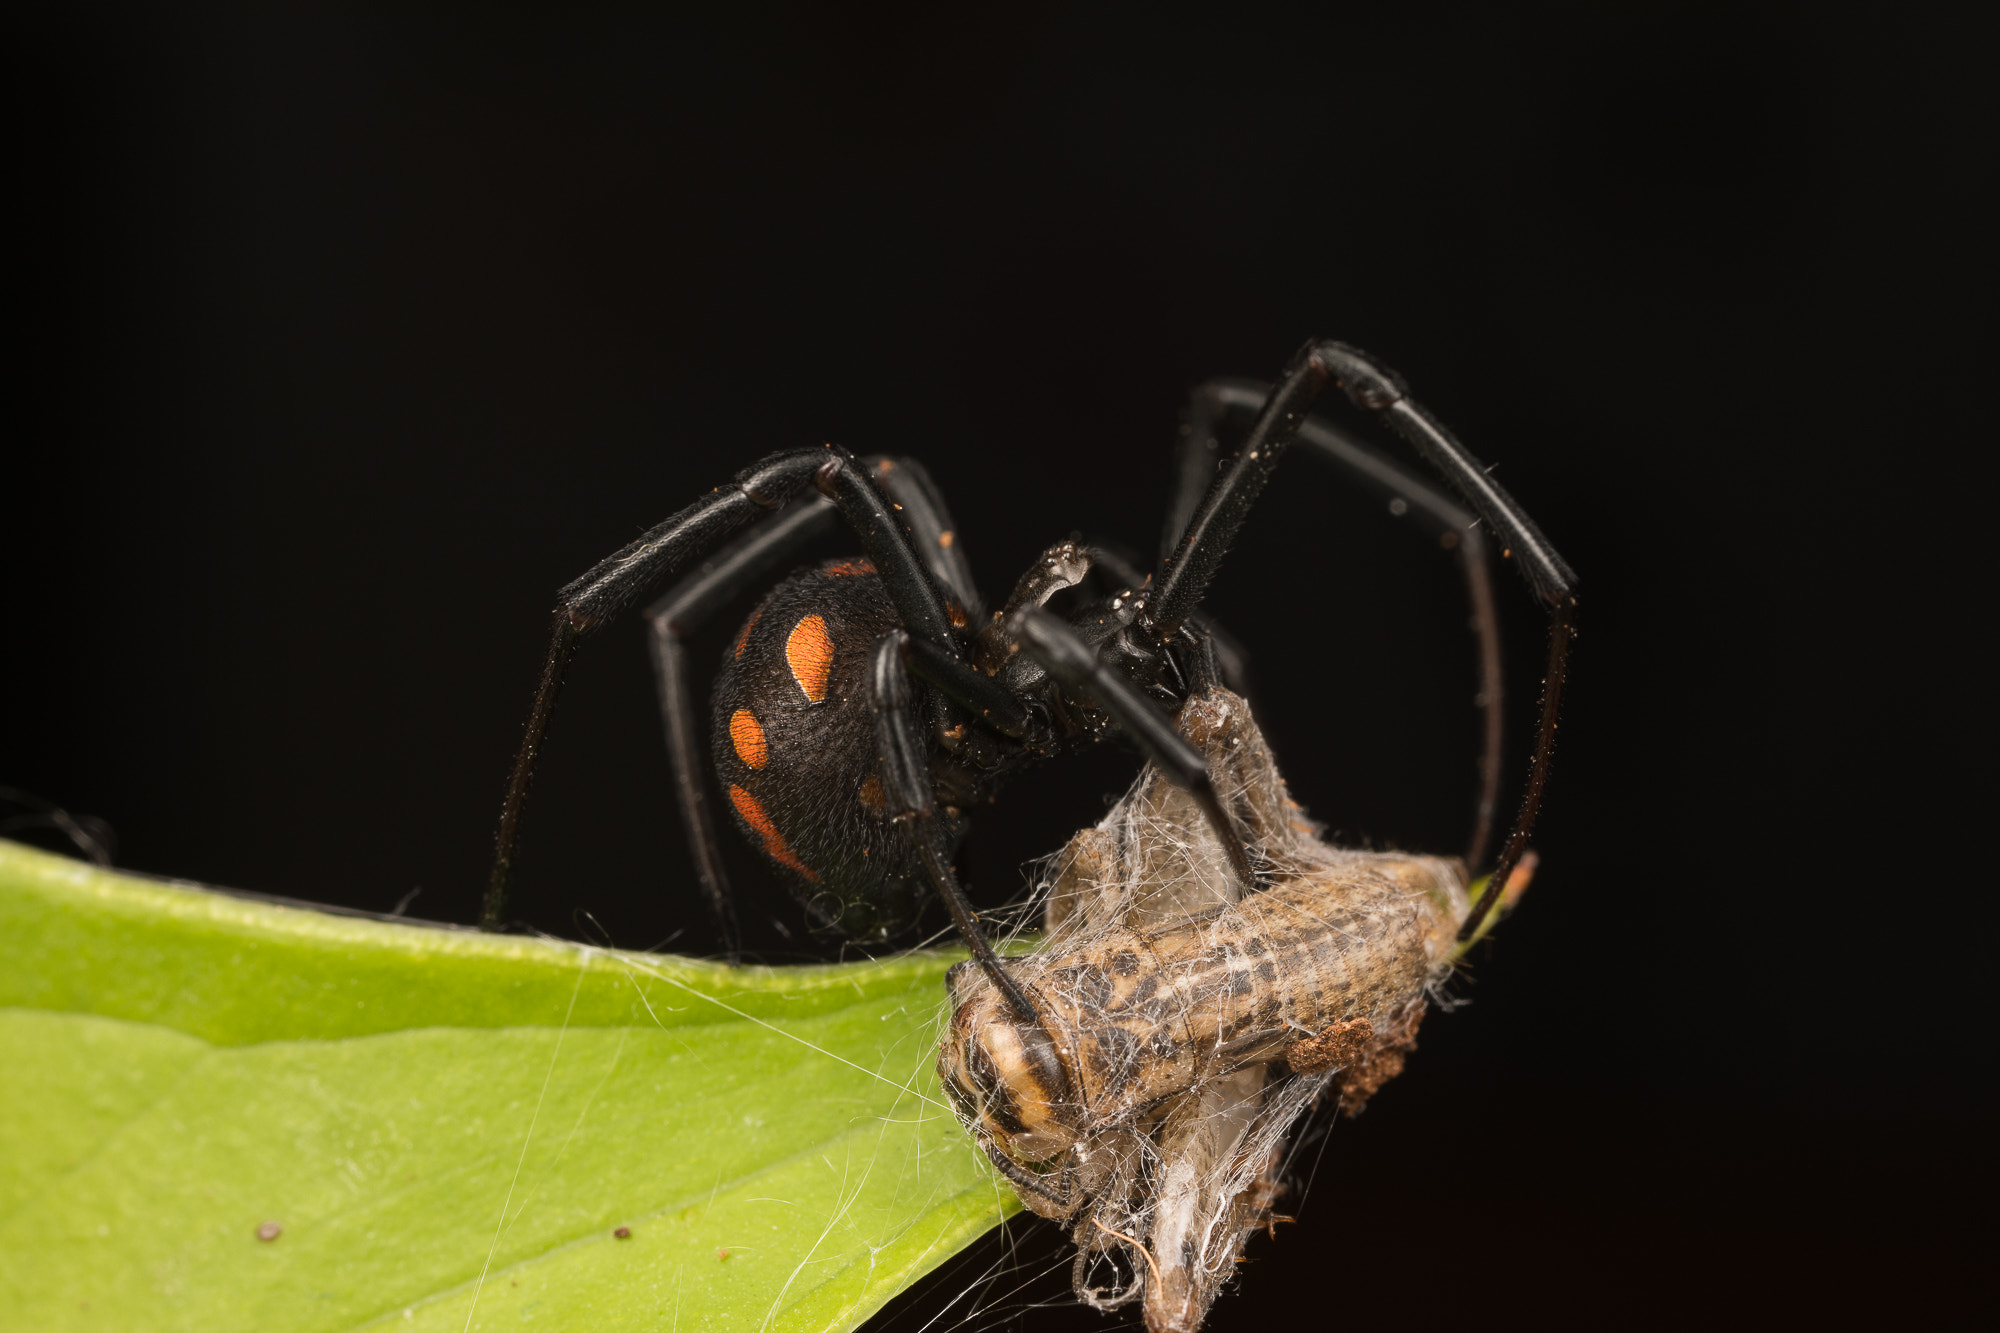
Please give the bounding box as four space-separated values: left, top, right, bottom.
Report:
484 340 1576 1019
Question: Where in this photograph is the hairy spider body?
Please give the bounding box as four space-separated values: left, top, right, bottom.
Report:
709 534 1178 939
710 557 966 938
487 340 1576 1023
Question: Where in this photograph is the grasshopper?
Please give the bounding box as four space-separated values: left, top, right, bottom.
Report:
938 686 1529 1333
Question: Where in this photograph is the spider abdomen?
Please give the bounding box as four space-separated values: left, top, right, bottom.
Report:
710 558 956 939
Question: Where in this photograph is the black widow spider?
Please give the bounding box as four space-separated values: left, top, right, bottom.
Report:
483 340 1576 1024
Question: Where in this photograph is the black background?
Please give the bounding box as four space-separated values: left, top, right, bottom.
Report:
7 4 1992 1329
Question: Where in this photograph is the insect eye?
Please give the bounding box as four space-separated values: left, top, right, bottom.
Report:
939 1060 980 1123
960 1036 1030 1137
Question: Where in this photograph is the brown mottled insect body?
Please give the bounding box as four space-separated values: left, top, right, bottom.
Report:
945 862 1457 1156
710 558 966 939
938 688 1494 1333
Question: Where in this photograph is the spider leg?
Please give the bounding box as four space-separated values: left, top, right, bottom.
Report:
867 632 1039 1024
1173 378 1509 867
1136 341 1578 939
1012 607 1258 893
900 635 1031 736
867 456 983 620
1175 627 1228 700
641 495 839 961
486 446 974 930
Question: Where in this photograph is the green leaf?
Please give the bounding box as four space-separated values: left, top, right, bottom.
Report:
0 839 1015 1332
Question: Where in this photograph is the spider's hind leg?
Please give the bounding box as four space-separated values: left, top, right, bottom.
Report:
487 445 984 935
641 495 838 961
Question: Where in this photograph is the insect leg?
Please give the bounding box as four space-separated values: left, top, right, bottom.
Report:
1176 378 1508 867
642 495 839 960
1011 607 1258 893
866 632 1040 1024
980 1137 1077 1209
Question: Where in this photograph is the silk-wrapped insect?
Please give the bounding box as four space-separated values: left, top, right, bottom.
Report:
938 686 1533 1333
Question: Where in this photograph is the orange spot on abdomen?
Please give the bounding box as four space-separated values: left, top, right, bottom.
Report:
728 784 818 881
729 709 768 768
786 614 834 702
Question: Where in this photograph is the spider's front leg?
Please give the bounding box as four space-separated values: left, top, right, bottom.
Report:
1171 379 1509 866
866 632 1041 1024
1009 608 1258 894
1129 340 1580 939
